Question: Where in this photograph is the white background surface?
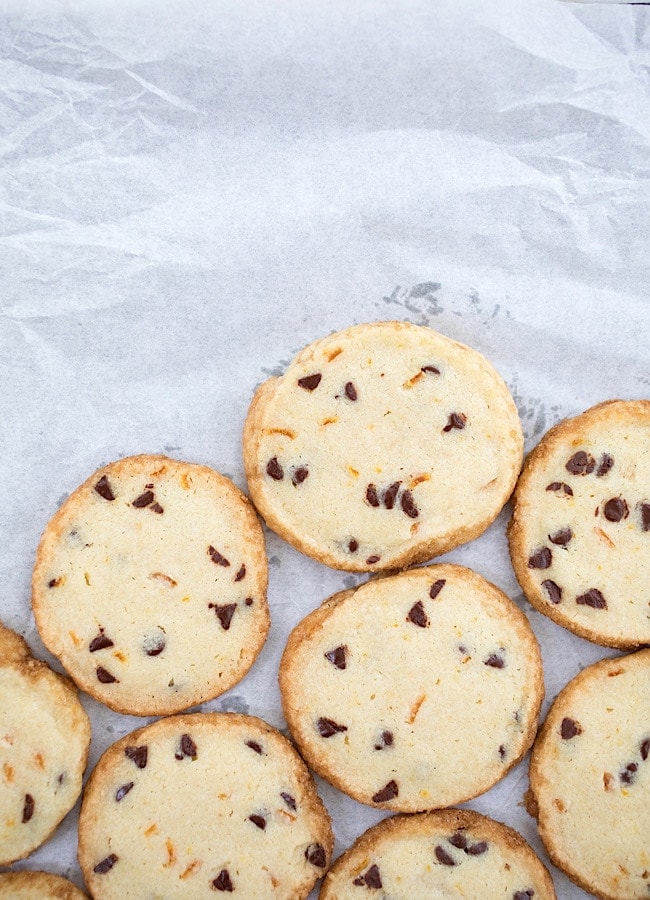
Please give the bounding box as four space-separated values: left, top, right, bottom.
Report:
1 0 648 896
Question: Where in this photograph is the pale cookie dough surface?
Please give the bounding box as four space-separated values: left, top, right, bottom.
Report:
528 649 650 900
32 455 269 715
320 809 556 900
279 564 543 811
244 321 523 571
78 712 333 900
0 871 89 899
508 400 650 649
0 622 91 866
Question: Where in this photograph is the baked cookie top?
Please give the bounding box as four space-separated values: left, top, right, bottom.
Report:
508 400 650 649
0 871 88 899
78 712 333 899
528 649 650 900
32 455 269 716
0 621 91 866
279 564 543 812
244 321 523 571
320 809 556 899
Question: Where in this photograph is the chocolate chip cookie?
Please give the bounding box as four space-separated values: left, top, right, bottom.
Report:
0 871 88 899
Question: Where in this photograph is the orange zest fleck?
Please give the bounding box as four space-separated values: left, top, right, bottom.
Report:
320 416 338 427
608 668 625 677
84 572 91 586
180 472 192 489
149 572 178 587
594 527 615 548
326 347 343 362
407 693 426 724
266 427 296 439
277 808 297 823
113 650 127 663
180 860 201 879
262 866 280 888
347 466 360 477
163 838 177 868
403 371 424 388
144 823 158 837
553 798 566 812
69 631 82 647
409 473 431 488
603 772 614 791
33 752 45 770
2 763 14 784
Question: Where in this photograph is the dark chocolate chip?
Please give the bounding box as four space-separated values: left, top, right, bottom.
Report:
484 653 505 669
245 741 263 755
48 577 63 588
348 538 359 553
374 730 394 750
429 579 446 599
596 453 614 477
305 843 327 868
115 782 134 802
297 373 322 391
281 792 296 811
549 527 573 546
175 734 197 760
22 794 34 823
96 666 118 684
407 600 429 628
143 634 166 657
542 580 563 604
400 489 419 518
382 481 401 509
317 717 348 738
576 588 607 609
366 484 380 507
449 831 467 849
325 645 347 670
528 547 552 569
560 717 582 739
292 466 309 486
266 457 284 480
372 780 398 803
443 412 467 432
435 845 456 866
249 814 266 830
499 744 507 759
132 490 154 508
513 892 535 900
466 841 488 855
208 545 230 567
641 738 650 761
546 481 573 496
89 629 114 652
244 597 254 606
150 502 164 514
641 502 650 532
620 762 638 785
353 864 382 888
212 869 234 892
234 564 246 582
566 451 596 475
421 365 441 374
365 555 381 564
345 382 358 401
93 854 118 875
209 603 237 630
125 745 148 769
604 497 628 522
94 475 115 501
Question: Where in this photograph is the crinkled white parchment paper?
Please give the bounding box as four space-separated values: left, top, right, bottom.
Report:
1 0 649 896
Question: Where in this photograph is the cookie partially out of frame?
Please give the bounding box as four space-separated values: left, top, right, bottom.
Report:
78 712 333 899
320 809 556 899
0 621 91 866
0 871 88 899
244 321 523 571
32 455 269 716
279 564 543 812
528 649 650 900
508 400 650 649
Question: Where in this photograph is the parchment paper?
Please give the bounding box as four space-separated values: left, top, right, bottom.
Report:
1 0 648 896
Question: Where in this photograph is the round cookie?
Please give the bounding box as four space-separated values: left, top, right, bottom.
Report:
279 564 543 812
0 871 88 899
320 809 556 899
32 455 269 716
528 649 650 900
508 400 650 649
244 321 523 571
0 621 91 866
78 712 333 899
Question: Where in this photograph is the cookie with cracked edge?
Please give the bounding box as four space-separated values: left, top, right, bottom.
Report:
508 400 650 649
244 321 523 571
32 455 269 716
279 564 543 812
78 712 333 899
0 621 91 866
0 871 89 899
527 649 650 900
319 808 556 899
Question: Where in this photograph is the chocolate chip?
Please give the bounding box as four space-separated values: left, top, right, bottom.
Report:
22 794 34 823
317 717 348 738
421 365 441 375
353 864 382 888
143 634 166 657
96 666 118 684
94 475 115 501
596 453 614 477
641 738 650 761
244 597 254 606
292 466 309 486
366 484 380 507
466 841 488 855
435 845 456 866
499 744 507 759
305 843 327 868
374 730 393 750
549 527 573 546
407 600 429 628
513 892 535 900
132 490 154 508
372 780 398 803
150 502 164 514
234 564 246 582
89 629 114 652
212 869 233 892
400 489 419 518
245 741 263 755
348 538 359 553
266 457 284 480
115 782 134 802
93 854 118 875
449 831 467 849
382 481 401 509
545 482 573 496
48 577 63 588
324 645 347 669
542 580 563 604
566 451 595 475
484 653 505 669
281 792 297 811
604 497 628 522
641 502 650 532
175 734 197 760
249 814 266 829
125 745 148 769
208 545 230 567
209 603 237 630
365 554 381 564
528 547 552 569
560 717 582 739
620 762 638 785
443 412 467 432
576 588 607 609
345 382 358 401
429 579 446 599
298 373 322 391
